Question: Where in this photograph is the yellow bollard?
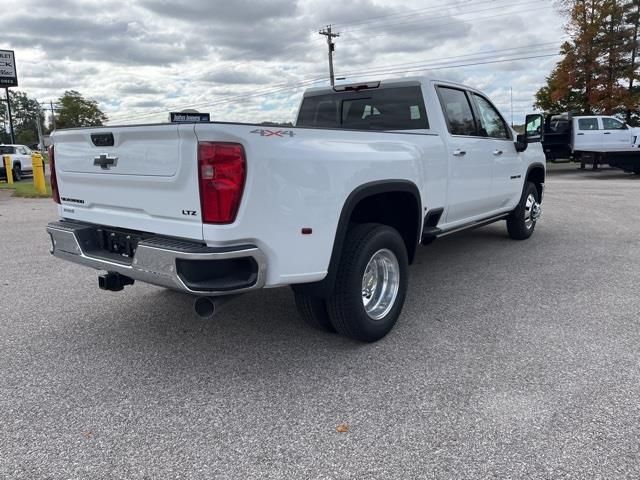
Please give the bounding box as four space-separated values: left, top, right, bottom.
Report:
32 152 47 194
3 155 13 185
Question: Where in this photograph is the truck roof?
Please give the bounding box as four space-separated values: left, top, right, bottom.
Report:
302 76 472 97
571 115 618 119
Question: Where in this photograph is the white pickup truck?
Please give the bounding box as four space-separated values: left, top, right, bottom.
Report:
0 144 35 181
46 77 546 342
541 113 640 172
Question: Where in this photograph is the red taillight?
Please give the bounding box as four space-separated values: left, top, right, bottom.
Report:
198 142 246 224
48 145 60 204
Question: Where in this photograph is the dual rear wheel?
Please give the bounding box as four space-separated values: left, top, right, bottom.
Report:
295 182 541 342
293 223 408 343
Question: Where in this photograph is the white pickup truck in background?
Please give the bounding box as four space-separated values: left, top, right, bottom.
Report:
541 113 640 172
46 77 546 342
0 144 35 181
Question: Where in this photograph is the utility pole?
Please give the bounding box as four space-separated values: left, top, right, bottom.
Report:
319 25 340 87
510 86 514 127
50 100 56 130
4 88 15 144
35 104 44 151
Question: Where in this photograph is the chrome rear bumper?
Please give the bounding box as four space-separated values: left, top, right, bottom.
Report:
46 221 267 296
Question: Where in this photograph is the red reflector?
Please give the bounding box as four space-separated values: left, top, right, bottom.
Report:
48 145 60 204
198 142 246 224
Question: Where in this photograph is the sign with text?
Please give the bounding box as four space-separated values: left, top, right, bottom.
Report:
169 112 210 123
0 50 17 87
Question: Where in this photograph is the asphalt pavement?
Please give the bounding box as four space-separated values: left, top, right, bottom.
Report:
1 165 639 479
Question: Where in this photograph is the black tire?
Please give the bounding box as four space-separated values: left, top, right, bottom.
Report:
326 223 408 342
12 165 22 182
292 287 335 332
507 181 540 240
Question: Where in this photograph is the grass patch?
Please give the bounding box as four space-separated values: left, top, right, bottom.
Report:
0 178 52 198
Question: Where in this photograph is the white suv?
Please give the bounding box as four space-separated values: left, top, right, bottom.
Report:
0 144 35 181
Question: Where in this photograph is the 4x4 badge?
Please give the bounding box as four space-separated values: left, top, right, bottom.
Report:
250 129 295 138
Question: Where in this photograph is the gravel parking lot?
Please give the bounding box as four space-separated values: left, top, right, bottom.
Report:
1 165 639 479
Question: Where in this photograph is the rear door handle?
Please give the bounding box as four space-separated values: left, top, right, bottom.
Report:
452 149 466 157
493 150 503 156
577 133 585 135
603 132 611 135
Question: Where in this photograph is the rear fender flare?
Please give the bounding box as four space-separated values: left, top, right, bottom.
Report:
297 180 422 297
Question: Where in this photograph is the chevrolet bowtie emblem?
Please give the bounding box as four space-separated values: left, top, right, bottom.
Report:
94 153 118 170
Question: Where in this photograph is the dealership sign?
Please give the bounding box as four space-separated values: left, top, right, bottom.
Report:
0 50 17 87
169 112 210 123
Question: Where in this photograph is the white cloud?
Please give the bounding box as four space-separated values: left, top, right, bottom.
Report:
1 0 565 125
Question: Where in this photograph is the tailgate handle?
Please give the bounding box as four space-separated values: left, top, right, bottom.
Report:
91 133 115 147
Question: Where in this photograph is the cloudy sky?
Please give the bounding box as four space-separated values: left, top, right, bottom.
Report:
2 0 566 126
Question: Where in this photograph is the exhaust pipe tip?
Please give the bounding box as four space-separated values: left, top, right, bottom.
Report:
194 296 216 319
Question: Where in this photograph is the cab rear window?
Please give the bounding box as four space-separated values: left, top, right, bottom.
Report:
0 146 15 154
296 86 429 131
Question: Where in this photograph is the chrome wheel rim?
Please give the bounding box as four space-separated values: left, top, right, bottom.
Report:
524 193 541 229
361 248 400 320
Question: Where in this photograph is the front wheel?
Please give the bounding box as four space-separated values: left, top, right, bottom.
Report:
326 223 408 342
12 165 22 182
507 181 541 240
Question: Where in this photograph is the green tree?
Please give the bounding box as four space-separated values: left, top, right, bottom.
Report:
535 0 640 118
54 90 107 129
590 0 629 114
622 0 640 122
534 42 588 112
0 90 44 146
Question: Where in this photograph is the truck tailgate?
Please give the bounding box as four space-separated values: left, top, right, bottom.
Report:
52 124 203 240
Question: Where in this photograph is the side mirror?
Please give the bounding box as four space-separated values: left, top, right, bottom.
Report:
524 114 544 143
515 134 528 152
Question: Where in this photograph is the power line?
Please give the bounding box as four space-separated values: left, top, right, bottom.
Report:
331 49 559 84
109 50 561 122
107 51 561 124
354 52 560 77
109 2 565 123
345 5 554 41
340 0 543 34
334 42 565 79
327 0 514 31
107 78 324 123
108 6 564 123
109 28 566 123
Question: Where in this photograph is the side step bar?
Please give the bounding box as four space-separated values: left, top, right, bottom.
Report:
421 212 510 245
421 226 442 245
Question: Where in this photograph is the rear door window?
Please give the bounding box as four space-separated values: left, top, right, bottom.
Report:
578 118 599 130
296 86 429 131
436 87 476 136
